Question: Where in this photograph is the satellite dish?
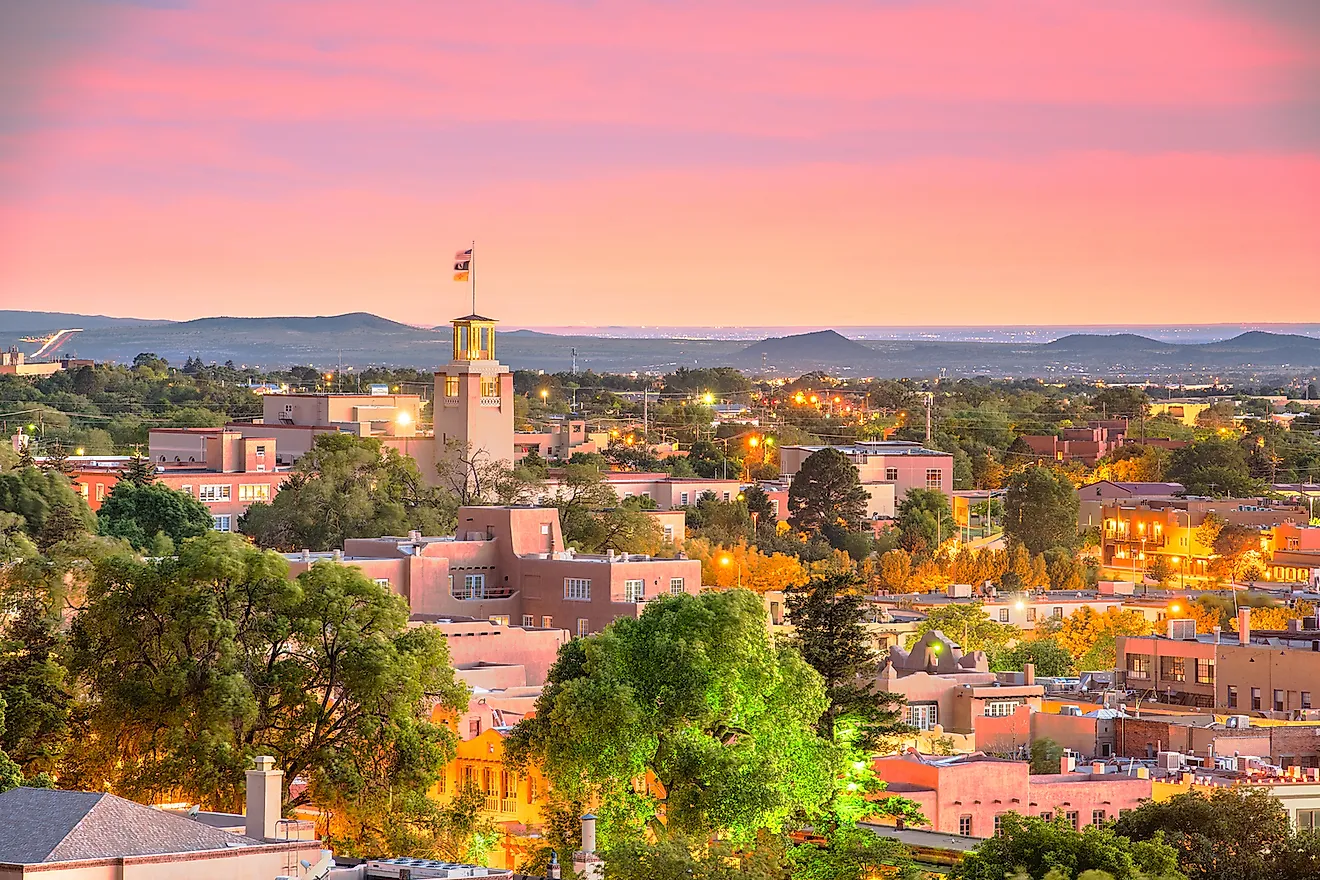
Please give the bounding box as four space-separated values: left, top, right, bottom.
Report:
188 805 200 817
300 859 312 869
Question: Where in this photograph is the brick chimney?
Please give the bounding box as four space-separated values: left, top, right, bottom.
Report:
1238 607 1251 646
245 755 283 841
1023 662 1035 686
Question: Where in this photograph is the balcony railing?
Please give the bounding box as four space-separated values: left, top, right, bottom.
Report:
484 795 519 814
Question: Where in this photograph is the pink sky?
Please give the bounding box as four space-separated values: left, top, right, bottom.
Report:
1 0 1317 327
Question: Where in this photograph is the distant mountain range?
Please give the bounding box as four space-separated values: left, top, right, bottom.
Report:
3 310 1319 379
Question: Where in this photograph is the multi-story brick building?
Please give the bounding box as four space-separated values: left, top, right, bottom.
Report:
1116 609 1320 713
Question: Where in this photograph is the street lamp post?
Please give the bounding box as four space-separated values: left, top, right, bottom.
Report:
721 555 742 588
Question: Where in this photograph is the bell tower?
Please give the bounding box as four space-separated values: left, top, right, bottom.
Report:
433 313 514 465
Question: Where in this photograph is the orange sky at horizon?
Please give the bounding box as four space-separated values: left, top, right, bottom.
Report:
1 0 1317 327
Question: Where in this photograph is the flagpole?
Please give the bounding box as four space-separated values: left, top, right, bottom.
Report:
470 239 476 315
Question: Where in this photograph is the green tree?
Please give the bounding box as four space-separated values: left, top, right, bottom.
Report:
911 602 1017 660
40 441 73 475
65 533 469 848
121 449 157 486
0 597 73 775
953 813 1182 880
1167 439 1257 497
0 467 96 542
1091 387 1150 421
788 449 868 535
1113 787 1289 880
786 574 907 750
1004 466 1080 555
895 488 956 556
1029 736 1067 775
506 590 836 845
604 835 787 880
97 480 213 550
992 637 1074 677
241 433 453 550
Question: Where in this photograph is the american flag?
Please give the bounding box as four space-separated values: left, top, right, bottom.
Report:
455 248 472 260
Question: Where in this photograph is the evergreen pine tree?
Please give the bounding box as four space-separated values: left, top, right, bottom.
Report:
15 441 36 470
122 448 157 486
41 442 72 476
36 503 85 552
786 572 908 749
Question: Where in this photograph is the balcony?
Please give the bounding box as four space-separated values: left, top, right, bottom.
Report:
484 795 519 814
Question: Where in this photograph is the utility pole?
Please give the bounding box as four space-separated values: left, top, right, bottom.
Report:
924 392 933 443
571 347 578 374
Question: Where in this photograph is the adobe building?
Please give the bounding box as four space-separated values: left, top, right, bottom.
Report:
539 470 745 511
878 631 1044 734
68 428 290 532
874 751 1152 838
778 441 954 499
1076 480 1186 531
284 505 702 636
1116 609 1320 714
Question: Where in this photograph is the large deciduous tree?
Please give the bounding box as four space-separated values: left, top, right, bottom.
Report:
97 480 213 550
1167 438 1257 498
911 602 1017 661
505 590 836 847
953 813 1182 880
788 449 868 535
65 533 469 847
0 467 96 544
895 488 956 556
1003 465 1079 555
240 433 454 550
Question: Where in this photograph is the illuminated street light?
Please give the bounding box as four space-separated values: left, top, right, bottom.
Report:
540 389 549 401
703 392 715 405
748 436 760 448
395 412 412 426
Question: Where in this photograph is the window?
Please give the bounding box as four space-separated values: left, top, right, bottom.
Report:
680 492 690 506
1053 606 1064 619
886 467 899 482
78 483 89 498
1039 811 1053 822
453 573 485 599
198 484 231 502
444 376 460 397
984 700 1021 717
1027 608 1037 622
211 514 232 532
238 483 270 502
576 618 590 638
480 376 500 398
1126 654 1151 680
1276 689 1286 712
926 468 943 490
1252 687 1262 711
670 577 685 595
564 578 591 600
1102 743 1113 756
994 814 1004 836
541 616 553 628
770 499 779 516
255 445 266 458
180 484 192 495
541 523 550 535
1299 810 1320 832
469 718 481 738
518 614 533 627
722 492 731 502
907 703 938 730
1228 686 1238 708
1093 809 1106 825
528 776 537 804
999 608 1010 622
1066 811 1080 830
1160 657 1186 682
1304 691 1312 710
95 483 105 501
374 577 390 588
625 579 645 603
663 525 675 542
959 815 973 836
1196 659 1215 685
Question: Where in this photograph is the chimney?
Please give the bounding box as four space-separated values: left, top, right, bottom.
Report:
1213 626 1221 644
1238 608 1251 646
1023 662 1035 687
409 529 421 543
331 548 343 563
245 756 283 841
1091 761 1106 775
300 549 310 563
1060 754 1077 774
580 813 597 854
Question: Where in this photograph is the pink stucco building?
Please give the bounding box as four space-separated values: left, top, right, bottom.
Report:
539 471 745 511
285 505 703 636
778 441 954 500
875 751 1153 837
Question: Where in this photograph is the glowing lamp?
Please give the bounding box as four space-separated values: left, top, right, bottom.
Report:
395 412 412 426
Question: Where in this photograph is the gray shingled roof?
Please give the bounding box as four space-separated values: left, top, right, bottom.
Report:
0 787 262 865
